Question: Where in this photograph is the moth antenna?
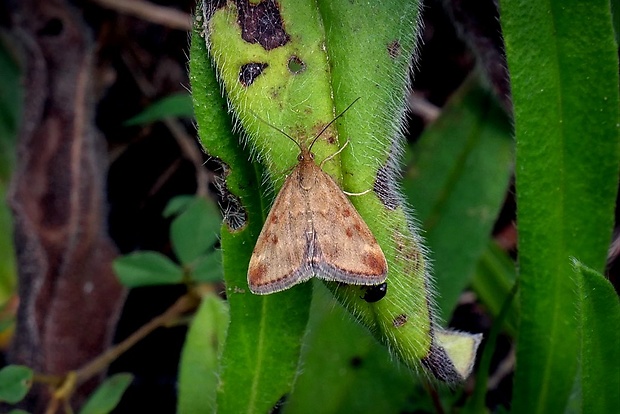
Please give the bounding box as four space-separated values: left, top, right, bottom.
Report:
249 110 303 152
309 97 362 151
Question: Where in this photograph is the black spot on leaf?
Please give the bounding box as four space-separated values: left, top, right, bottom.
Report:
239 62 269 87
236 0 290 50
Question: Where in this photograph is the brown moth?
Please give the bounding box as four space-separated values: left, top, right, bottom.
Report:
247 101 388 294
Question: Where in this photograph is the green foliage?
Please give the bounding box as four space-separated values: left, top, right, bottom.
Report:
284 284 428 414
0 365 33 404
572 260 620 413
124 93 193 126
78 373 133 414
403 73 514 319
113 195 223 288
170 197 221 265
499 0 619 412
191 7 313 412
177 292 229 414
113 251 184 287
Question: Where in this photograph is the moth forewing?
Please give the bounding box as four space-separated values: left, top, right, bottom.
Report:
247 146 387 295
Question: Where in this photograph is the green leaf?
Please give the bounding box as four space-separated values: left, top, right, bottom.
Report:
177 293 229 414
78 373 133 414
124 93 193 126
113 251 183 287
191 250 223 283
573 260 620 413
163 195 196 218
471 241 519 337
285 284 425 414
191 9 313 413
463 283 518 414
8 410 30 414
0 365 33 404
499 0 619 412
170 197 221 265
403 72 513 319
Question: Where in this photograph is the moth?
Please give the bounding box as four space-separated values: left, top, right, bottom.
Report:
248 100 388 294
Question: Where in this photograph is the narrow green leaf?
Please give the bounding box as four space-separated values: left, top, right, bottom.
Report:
573 260 620 413
192 250 223 283
163 195 196 218
177 293 229 414
113 251 183 287
78 373 133 414
463 283 518 414
191 9 313 413
124 93 193 126
0 365 33 404
403 73 513 319
499 0 620 412
8 410 30 414
470 241 519 337
170 197 221 265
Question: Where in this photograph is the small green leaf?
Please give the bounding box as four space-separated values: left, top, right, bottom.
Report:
78 373 133 414
124 93 193 126
170 197 221 265
573 260 620 413
113 251 183 287
192 250 223 283
0 365 33 404
8 410 30 414
163 195 197 218
177 293 229 414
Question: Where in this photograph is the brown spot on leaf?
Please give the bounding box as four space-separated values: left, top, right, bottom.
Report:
393 313 408 328
387 40 401 58
239 62 268 87
236 0 290 50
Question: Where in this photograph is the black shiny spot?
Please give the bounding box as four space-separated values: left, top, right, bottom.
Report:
361 282 388 303
239 62 268 87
